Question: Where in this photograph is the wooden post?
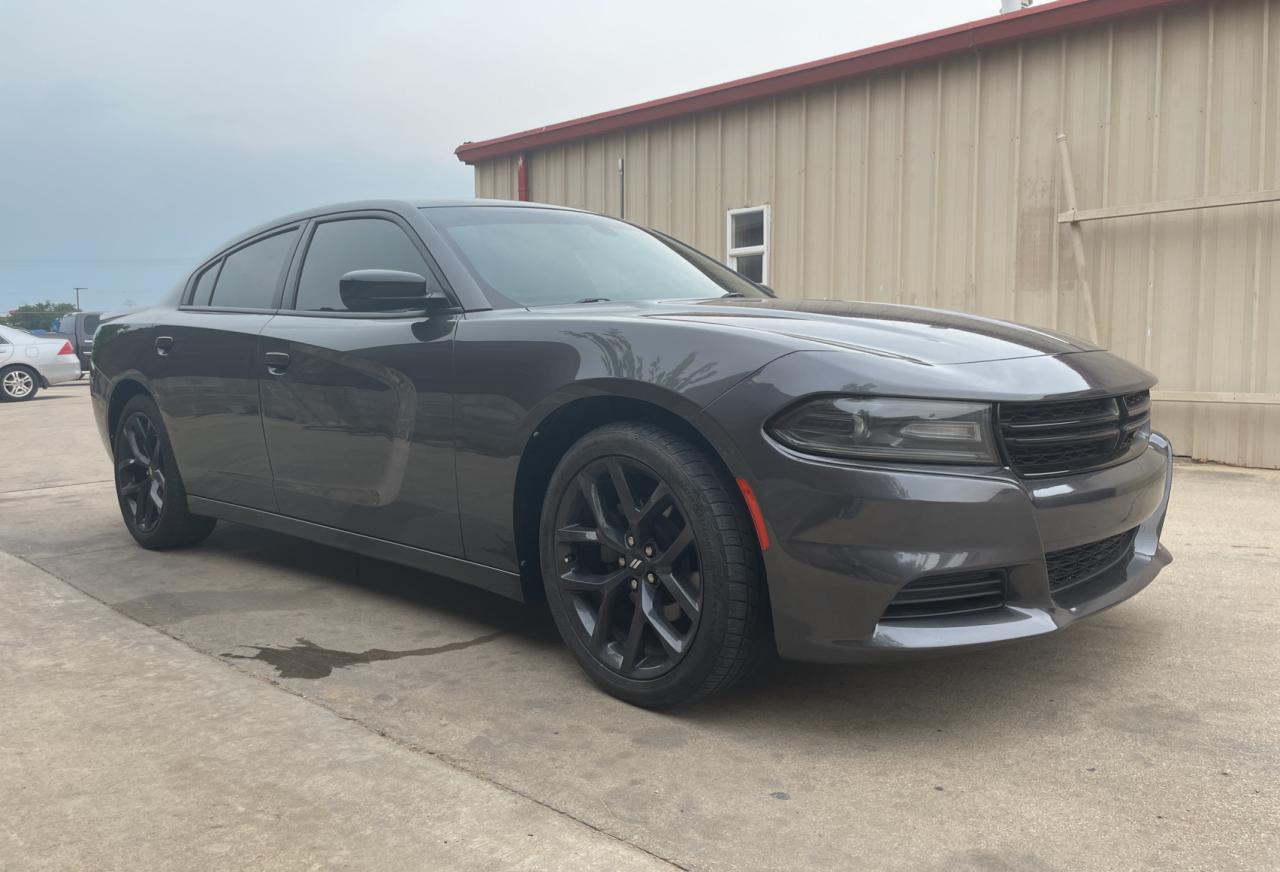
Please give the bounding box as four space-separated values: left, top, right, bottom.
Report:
1056 134 1100 344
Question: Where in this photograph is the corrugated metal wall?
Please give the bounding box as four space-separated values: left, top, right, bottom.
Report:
474 0 1280 468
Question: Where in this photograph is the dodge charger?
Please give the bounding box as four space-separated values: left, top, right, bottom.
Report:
91 200 1173 706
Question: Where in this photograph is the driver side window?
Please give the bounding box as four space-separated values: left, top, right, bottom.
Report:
294 218 440 312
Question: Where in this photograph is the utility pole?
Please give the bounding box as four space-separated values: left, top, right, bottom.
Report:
73 287 86 310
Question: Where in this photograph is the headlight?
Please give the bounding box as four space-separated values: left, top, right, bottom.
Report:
767 396 998 464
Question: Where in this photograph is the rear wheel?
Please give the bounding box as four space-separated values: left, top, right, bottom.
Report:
540 422 767 707
114 394 216 549
0 366 38 402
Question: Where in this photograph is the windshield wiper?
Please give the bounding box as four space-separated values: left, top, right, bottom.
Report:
719 292 748 298
574 297 612 304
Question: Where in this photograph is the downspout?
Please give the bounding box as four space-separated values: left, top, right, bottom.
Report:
516 152 530 201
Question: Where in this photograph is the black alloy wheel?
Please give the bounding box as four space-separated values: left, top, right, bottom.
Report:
117 411 167 533
541 422 767 707
113 394 216 550
552 455 703 679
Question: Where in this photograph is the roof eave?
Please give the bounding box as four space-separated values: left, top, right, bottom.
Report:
455 0 1189 165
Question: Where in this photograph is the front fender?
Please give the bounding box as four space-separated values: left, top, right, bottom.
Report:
451 310 796 570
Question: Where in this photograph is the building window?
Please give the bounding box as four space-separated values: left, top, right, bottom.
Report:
726 205 769 285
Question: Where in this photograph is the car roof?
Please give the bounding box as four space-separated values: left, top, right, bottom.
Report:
202 198 585 269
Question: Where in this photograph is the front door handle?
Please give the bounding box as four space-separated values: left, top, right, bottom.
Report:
264 351 291 374
155 336 174 356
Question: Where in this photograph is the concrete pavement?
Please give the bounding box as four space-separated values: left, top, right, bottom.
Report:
0 550 674 872
2 383 1278 870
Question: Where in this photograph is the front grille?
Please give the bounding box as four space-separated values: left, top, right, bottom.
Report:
1045 528 1138 593
881 571 1007 621
997 390 1151 477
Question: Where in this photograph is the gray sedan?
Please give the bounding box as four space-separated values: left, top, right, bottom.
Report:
89 200 1172 706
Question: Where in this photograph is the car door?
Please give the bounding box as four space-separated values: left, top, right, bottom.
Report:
257 211 463 557
0 328 13 368
151 224 302 512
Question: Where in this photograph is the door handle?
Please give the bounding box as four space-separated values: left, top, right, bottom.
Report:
155 336 174 356
264 351 291 374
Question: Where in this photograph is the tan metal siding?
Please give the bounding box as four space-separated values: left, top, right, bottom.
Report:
472 0 1280 467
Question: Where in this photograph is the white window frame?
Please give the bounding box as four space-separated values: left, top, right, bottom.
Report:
726 204 770 285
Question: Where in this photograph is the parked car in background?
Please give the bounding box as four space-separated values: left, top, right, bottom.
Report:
0 324 82 401
50 311 103 374
90 199 1173 706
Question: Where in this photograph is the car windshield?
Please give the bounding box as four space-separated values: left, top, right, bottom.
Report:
422 206 769 307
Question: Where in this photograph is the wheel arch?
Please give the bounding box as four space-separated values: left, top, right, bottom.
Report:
511 390 760 603
106 378 152 449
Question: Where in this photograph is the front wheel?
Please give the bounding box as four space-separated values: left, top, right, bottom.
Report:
540 422 768 707
113 394 217 549
0 366 38 402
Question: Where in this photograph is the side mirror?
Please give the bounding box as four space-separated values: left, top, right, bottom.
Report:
338 269 448 313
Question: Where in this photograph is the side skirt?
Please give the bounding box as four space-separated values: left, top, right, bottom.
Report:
187 496 525 602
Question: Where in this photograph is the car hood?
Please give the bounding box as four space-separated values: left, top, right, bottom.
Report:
648 298 1100 365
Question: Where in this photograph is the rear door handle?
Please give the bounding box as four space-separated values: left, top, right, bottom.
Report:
264 351 291 374
155 336 174 356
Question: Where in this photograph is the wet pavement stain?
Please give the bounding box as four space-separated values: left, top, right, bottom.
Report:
222 631 506 679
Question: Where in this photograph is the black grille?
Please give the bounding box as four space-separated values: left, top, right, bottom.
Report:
997 390 1151 476
881 571 1007 621
1046 528 1138 593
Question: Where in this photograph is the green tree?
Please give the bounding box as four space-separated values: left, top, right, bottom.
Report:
2 301 77 332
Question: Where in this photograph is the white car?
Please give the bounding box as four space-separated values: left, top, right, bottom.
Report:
0 324 83 402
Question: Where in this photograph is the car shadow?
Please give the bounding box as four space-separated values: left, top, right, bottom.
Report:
679 612 1168 741
16 382 89 401
198 521 562 648
194 520 1167 735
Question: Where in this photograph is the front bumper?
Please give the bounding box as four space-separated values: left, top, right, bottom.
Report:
749 433 1173 663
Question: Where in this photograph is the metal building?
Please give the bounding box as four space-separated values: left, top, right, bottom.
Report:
457 0 1280 468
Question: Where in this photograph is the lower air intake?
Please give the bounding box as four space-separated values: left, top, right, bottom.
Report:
1046 528 1139 593
881 571 1007 621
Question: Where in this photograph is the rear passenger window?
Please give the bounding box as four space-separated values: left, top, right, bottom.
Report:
294 218 438 312
210 228 300 309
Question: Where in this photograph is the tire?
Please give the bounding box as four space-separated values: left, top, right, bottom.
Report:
113 394 217 549
540 422 767 707
0 366 39 402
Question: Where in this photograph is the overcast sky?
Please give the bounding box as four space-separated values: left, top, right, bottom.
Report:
1 0 1000 313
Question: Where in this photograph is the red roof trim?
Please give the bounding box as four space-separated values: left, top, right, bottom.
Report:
455 0 1186 164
